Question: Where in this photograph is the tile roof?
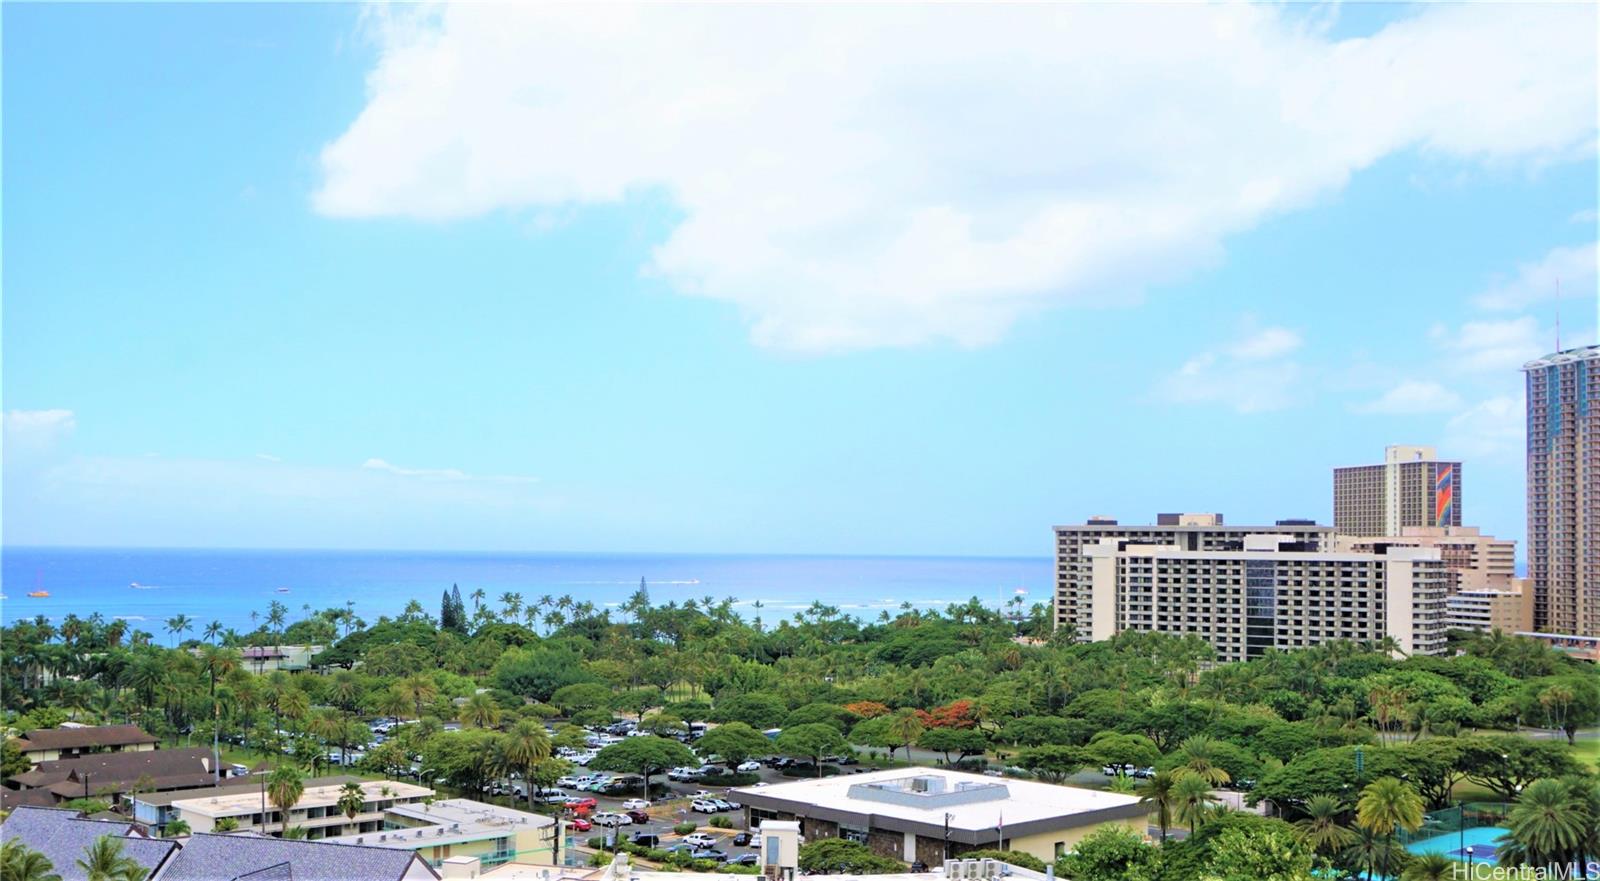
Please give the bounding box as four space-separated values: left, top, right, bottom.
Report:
17 725 159 752
159 832 438 881
0 806 178 881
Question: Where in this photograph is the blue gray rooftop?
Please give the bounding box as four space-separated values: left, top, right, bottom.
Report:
0 807 178 881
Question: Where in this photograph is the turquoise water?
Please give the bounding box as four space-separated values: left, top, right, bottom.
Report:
1406 826 1508 862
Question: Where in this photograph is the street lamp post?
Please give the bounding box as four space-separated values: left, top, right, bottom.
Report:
943 812 953 864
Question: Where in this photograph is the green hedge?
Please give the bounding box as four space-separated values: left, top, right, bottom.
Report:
696 771 760 787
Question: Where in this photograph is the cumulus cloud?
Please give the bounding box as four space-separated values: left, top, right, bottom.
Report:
1434 316 1548 373
1445 395 1523 461
1474 241 1599 312
1158 325 1304 413
1353 380 1462 415
315 3 1597 352
4 408 76 445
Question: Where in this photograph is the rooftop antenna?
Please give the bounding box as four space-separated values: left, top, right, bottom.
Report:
1555 276 1561 351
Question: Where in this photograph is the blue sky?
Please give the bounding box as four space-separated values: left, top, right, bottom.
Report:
3 3 1596 556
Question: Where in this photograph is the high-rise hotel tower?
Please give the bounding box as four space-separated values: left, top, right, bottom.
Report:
1524 344 1600 638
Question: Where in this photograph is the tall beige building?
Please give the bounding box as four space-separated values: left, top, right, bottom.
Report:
1524 345 1600 638
1333 445 1462 537
1054 516 1448 660
1336 526 1515 591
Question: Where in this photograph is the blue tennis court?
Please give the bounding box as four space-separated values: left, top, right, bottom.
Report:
1405 826 1508 862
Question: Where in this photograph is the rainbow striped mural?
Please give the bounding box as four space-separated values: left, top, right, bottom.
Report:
1434 465 1454 525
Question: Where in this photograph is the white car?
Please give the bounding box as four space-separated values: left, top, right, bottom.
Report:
620 798 651 810
592 812 632 827
736 761 760 772
668 767 698 781
691 799 721 813
683 833 718 848
557 776 582 788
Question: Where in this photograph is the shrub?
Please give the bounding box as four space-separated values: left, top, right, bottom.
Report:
674 821 698 835
709 815 732 828
960 850 1047 872
587 836 607 849
696 771 760 787
798 839 904 874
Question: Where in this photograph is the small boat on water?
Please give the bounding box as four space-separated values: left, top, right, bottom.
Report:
28 591 50 598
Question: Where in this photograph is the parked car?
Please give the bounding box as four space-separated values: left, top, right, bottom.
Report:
563 796 597 812
690 849 729 862
668 767 699 781
732 832 753 847
625 810 650 825
620 798 650 810
592 812 632 827
569 818 592 832
683 833 719 848
629 833 661 848
691 798 721 813
728 854 759 866
557 776 583 788
735 761 761 773
707 798 734 812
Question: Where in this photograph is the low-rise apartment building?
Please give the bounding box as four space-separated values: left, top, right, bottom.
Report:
325 797 560 871
171 778 433 839
1072 530 1448 661
12 724 159 763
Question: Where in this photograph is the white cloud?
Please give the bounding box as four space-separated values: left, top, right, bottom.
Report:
1228 327 1303 361
1572 208 1598 224
1435 316 1548 373
1159 325 1303 413
4 409 77 456
1445 395 1523 461
1352 380 1462 415
361 457 537 483
1474 241 1599 312
315 3 1596 352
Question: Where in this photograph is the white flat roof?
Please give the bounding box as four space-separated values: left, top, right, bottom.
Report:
324 798 554 850
170 780 432 819
733 768 1140 832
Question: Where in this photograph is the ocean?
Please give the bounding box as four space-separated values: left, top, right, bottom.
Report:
0 547 1050 634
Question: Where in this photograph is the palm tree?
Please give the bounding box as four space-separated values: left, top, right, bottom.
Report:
213 818 239 833
399 675 437 720
1172 734 1232 786
1356 777 1424 881
267 764 306 838
161 819 190 838
1400 853 1454 881
164 614 192 648
499 592 523 622
459 693 501 729
202 620 223 645
76 836 147 881
1501 778 1587 871
1137 771 1178 842
1293 795 1354 866
498 720 553 812
1172 773 1217 835
1 839 62 881
886 710 924 762
336 782 367 823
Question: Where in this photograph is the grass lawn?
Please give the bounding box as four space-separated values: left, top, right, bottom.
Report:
1573 738 1600 770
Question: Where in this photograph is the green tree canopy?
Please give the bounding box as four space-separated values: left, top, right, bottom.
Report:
695 722 772 766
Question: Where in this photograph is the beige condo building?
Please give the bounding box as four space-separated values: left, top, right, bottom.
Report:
1336 526 1515 591
1055 516 1449 661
